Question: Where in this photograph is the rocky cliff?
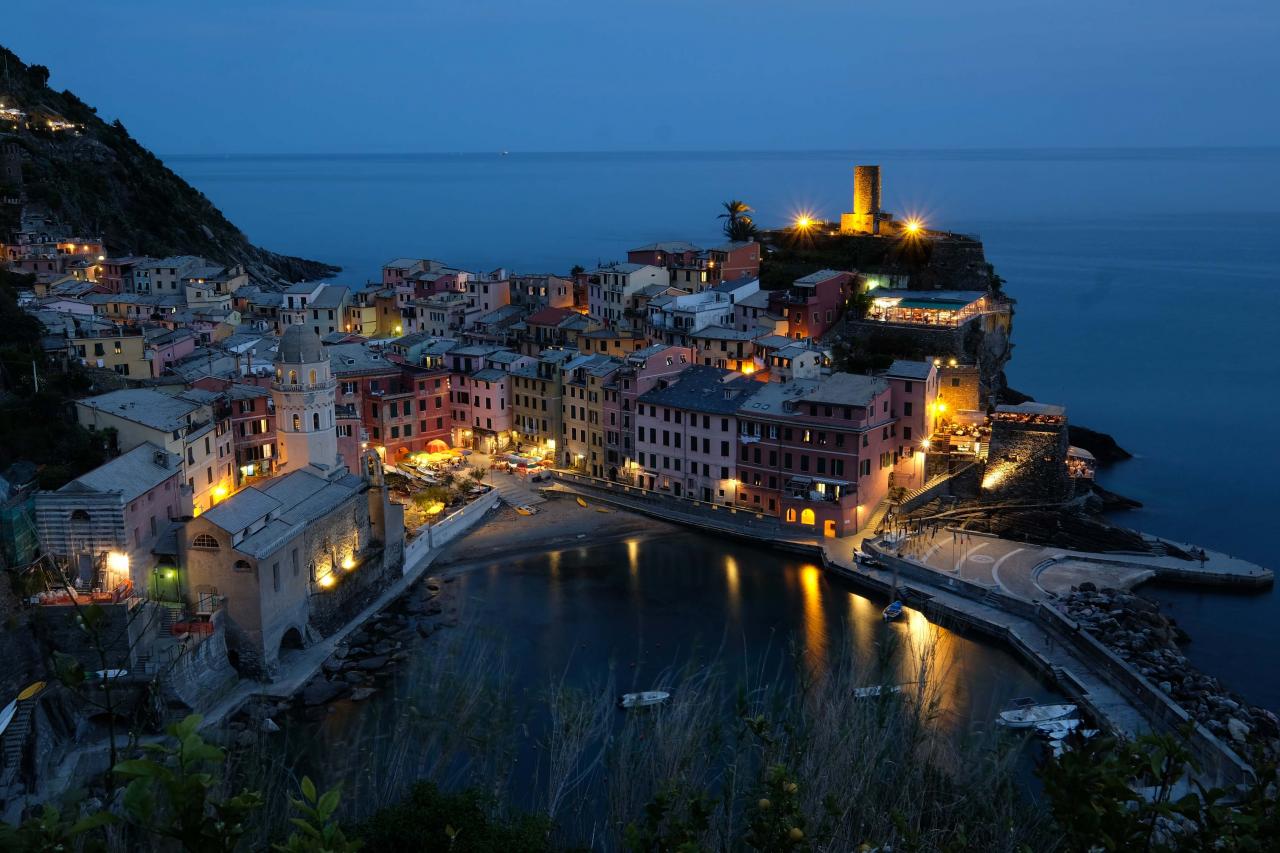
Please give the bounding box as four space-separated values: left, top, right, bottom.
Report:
0 45 337 284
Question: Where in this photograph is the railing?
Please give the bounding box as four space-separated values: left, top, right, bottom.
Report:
551 471 783 533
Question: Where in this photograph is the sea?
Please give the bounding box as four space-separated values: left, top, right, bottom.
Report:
169 148 1280 713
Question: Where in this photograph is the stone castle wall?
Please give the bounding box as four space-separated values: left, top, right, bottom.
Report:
983 421 1071 502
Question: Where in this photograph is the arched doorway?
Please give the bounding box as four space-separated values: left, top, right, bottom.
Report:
800 508 816 526
279 626 305 659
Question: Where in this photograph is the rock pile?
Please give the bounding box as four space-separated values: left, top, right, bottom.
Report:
293 576 458 718
1060 584 1279 763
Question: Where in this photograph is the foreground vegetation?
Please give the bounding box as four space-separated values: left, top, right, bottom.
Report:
4 623 1275 851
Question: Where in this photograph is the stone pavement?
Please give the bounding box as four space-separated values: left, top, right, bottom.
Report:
883 527 1271 602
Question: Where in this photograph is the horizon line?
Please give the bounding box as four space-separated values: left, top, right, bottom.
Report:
160 144 1280 160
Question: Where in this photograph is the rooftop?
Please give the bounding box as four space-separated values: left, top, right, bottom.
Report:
77 389 204 432
60 442 180 503
883 359 934 381
638 365 759 415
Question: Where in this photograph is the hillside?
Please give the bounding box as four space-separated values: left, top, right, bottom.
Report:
0 45 337 283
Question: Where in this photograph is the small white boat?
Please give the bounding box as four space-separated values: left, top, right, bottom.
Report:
0 699 16 736
619 691 669 709
1035 718 1081 738
1049 730 1100 757
853 685 904 699
93 669 128 681
997 698 1078 728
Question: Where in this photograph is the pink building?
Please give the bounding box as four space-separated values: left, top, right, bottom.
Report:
382 258 430 288
770 270 856 341
735 373 896 538
34 442 189 594
145 328 198 378
633 365 760 503
881 359 939 489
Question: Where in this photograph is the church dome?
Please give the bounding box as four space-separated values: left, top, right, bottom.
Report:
277 324 325 364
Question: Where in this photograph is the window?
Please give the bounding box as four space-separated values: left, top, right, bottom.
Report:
192 533 220 549
800 508 815 526
292 414 301 432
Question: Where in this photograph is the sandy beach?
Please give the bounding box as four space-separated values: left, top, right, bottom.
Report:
433 493 677 570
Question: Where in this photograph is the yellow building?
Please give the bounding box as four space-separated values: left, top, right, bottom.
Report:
68 331 149 378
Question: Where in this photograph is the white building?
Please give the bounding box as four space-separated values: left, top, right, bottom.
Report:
587 263 666 328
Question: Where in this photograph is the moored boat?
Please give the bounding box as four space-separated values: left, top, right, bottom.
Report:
997 698 1078 728
1035 718 1081 738
882 600 904 621
0 699 15 736
575 496 588 508
853 684 904 699
618 690 669 709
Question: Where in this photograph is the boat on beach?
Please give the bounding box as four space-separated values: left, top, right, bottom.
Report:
882 600 904 621
575 496 588 508
997 697 1078 728
853 684 904 699
618 691 669 709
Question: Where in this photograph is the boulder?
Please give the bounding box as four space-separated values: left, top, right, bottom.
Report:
260 717 281 733
357 655 390 671
301 679 344 706
343 671 365 684
322 657 344 675
1226 717 1251 743
350 687 377 701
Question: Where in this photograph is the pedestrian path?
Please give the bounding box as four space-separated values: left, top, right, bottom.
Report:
486 470 546 507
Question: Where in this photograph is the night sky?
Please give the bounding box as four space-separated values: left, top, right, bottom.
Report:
6 0 1278 154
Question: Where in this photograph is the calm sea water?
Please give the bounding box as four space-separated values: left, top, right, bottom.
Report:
275 532 1050 821
170 148 1280 710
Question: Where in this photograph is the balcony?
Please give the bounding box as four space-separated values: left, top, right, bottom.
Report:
783 476 851 503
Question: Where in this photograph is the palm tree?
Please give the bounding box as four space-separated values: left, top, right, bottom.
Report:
718 199 758 241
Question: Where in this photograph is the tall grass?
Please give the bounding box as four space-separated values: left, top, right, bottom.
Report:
224 621 1054 851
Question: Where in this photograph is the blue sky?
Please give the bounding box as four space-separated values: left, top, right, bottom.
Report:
6 0 1278 154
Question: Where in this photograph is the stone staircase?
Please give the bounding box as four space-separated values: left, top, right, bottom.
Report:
1 692 38 786
487 474 546 508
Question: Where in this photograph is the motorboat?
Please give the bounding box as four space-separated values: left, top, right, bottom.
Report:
575 496 588 508
618 691 669 709
997 697 1078 728
0 699 15 736
1035 718 1081 738
882 600 904 621
853 684 904 699
93 669 129 681
515 506 535 516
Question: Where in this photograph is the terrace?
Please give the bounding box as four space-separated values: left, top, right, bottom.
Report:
866 290 991 327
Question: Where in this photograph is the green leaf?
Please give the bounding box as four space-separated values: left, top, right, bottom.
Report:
114 758 167 779
317 788 341 819
301 775 317 804
67 810 118 835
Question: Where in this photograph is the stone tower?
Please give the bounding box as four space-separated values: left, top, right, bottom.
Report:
840 165 882 235
272 325 339 473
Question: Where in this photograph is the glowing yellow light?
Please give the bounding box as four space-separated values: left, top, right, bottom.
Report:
904 218 923 234
740 362 756 375
948 358 958 367
341 556 355 571
318 573 336 588
212 485 228 502
793 213 815 230
106 551 130 577
425 501 445 515
937 402 947 413
920 438 931 449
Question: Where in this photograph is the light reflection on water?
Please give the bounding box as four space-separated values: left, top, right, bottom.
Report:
276 531 1055 814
